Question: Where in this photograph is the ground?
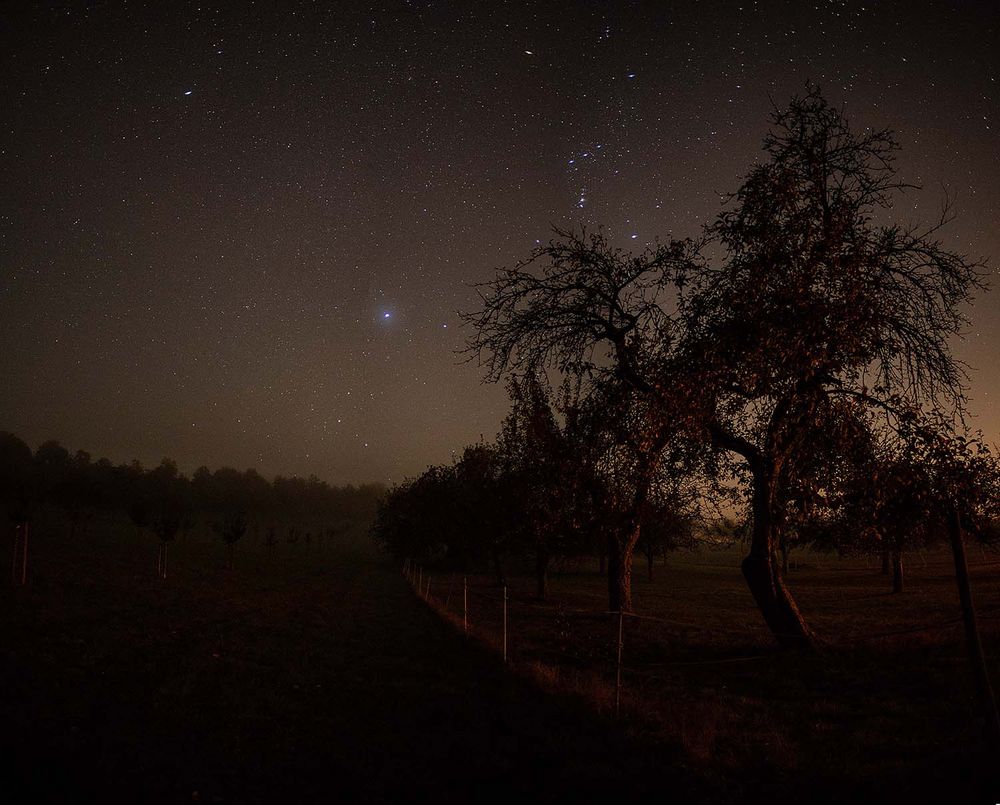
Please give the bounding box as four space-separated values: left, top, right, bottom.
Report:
437 546 1000 803
2 518 999 802
0 519 710 803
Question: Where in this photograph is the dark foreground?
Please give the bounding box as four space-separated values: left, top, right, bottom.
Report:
0 526 710 803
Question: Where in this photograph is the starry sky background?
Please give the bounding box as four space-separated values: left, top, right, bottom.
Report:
1 0 998 485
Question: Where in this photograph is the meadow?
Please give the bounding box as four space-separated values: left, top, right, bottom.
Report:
3 514 999 802
0 516 712 803
420 546 1000 803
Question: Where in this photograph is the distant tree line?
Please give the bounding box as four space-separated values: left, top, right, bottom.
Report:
0 431 384 580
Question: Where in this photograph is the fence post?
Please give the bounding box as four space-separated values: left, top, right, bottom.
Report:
615 609 624 719
21 523 28 586
502 585 508 663
463 576 468 634
11 523 21 586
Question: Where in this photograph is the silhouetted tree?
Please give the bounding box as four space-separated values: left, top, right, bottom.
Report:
868 412 1000 743
147 458 191 580
679 88 985 647
466 86 986 648
637 487 699 582
213 511 247 570
495 373 583 599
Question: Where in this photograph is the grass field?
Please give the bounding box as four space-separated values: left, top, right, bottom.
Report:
423 546 1000 803
3 517 999 802
0 516 716 803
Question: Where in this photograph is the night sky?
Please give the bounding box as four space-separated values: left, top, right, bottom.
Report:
1 1 998 485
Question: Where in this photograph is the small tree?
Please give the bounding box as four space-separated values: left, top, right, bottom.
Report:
213 511 248 571
890 414 1000 743
147 459 189 580
637 489 698 582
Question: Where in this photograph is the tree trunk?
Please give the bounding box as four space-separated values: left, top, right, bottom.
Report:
880 548 890 575
742 462 815 650
535 547 549 600
947 507 1000 746
780 542 789 575
598 551 606 576
607 527 639 613
892 550 903 594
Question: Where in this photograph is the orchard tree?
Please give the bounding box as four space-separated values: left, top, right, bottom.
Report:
464 227 701 612
147 458 190 580
851 410 1000 743
496 373 591 599
676 87 985 647
467 86 986 648
576 385 694 612
371 463 460 564
636 483 701 582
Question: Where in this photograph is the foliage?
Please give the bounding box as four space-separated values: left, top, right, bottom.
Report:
0 431 384 557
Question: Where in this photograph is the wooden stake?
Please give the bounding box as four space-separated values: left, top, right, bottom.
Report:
502 585 508 663
21 522 28 586
12 523 20 585
615 609 624 719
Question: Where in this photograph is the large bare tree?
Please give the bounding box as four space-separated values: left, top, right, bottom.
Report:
677 87 985 648
466 86 986 649
464 231 701 612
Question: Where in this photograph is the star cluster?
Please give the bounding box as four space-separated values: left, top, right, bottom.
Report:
1 0 997 483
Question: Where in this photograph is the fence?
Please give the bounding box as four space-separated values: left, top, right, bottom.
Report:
399 556 995 722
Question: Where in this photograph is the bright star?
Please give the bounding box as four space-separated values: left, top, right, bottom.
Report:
383 312 391 319
183 90 193 96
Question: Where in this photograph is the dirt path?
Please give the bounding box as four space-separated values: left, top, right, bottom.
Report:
1 554 711 802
